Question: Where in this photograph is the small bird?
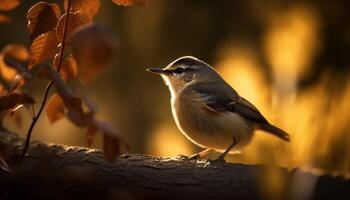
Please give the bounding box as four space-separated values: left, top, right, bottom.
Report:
147 56 290 161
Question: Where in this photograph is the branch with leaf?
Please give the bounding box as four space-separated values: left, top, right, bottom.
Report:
0 0 148 170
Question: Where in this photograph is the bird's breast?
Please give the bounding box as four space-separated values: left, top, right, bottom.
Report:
170 91 254 152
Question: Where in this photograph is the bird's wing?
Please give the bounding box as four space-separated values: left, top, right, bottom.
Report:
193 85 268 124
232 97 268 123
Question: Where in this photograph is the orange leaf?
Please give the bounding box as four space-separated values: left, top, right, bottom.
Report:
30 30 59 65
0 55 17 81
62 55 78 81
56 12 91 43
47 67 87 127
2 44 29 62
0 14 11 24
0 0 20 11
27 2 61 40
96 120 126 161
64 0 100 20
46 93 65 124
112 0 148 6
71 25 118 83
103 133 120 162
0 44 30 86
51 54 77 81
0 93 34 113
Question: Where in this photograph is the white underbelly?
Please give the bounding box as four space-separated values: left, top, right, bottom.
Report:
171 100 254 152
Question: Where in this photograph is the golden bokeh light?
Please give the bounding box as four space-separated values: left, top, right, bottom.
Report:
212 6 350 177
147 122 193 157
263 4 320 81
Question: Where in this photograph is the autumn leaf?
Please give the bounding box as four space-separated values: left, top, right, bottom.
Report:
51 54 78 81
94 120 123 161
71 25 118 83
47 67 87 127
27 2 61 40
47 67 125 158
3 57 31 80
0 93 34 113
46 93 65 124
61 55 78 81
112 0 148 6
0 55 17 81
97 120 128 161
30 30 59 65
0 44 29 89
0 0 20 11
64 0 100 20
103 133 121 162
2 44 29 62
0 14 11 24
56 12 91 43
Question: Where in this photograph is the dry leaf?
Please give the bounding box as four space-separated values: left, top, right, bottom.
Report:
103 133 120 162
66 104 87 127
96 120 127 161
0 14 11 24
30 30 59 65
0 93 34 113
3 57 31 82
0 55 16 81
112 0 148 6
27 2 61 40
51 54 77 81
0 0 20 11
46 93 65 123
61 55 78 81
2 44 29 62
56 12 91 43
64 0 100 20
47 67 87 127
71 25 118 83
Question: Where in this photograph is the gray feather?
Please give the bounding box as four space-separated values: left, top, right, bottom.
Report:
192 83 267 123
191 83 290 142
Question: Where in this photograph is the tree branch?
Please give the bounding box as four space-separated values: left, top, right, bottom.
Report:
20 0 72 162
1 132 349 200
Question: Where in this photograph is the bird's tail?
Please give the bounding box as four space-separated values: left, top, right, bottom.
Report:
259 123 290 142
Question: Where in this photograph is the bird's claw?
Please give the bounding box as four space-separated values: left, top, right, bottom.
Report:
174 154 200 160
208 155 226 164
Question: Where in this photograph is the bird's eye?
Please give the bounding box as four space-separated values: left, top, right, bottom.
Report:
173 68 185 74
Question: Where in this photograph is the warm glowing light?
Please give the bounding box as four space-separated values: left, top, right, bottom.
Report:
147 122 193 157
263 4 320 80
213 9 349 177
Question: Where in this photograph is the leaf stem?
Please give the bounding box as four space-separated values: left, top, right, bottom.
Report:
19 0 72 162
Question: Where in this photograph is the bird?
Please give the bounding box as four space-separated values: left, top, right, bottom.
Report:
147 56 290 161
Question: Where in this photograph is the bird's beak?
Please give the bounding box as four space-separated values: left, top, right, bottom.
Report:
146 67 170 75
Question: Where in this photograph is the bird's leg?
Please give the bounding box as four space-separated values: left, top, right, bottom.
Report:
189 148 211 159
215 137 237 162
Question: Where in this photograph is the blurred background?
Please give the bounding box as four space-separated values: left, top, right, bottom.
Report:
1 0 350 179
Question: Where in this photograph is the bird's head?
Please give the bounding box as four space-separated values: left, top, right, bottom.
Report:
147 56 221 93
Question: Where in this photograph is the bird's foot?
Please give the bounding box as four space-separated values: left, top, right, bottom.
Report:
174 153 200 160
208 155 227 164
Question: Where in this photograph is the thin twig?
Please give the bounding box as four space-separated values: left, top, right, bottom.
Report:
19 0 72 162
